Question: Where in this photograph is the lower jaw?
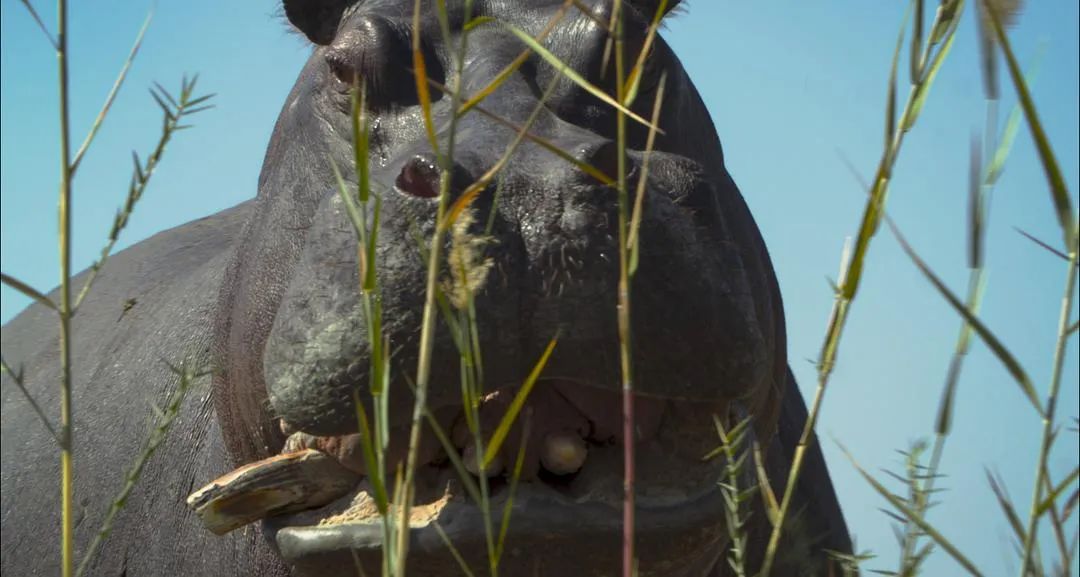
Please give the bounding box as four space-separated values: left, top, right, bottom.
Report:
268 479 729 577
265 398 736 577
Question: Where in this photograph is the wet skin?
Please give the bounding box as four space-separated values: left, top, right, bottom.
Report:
0 1 850 576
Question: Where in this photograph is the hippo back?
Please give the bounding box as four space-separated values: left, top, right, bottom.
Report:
0 201 285 576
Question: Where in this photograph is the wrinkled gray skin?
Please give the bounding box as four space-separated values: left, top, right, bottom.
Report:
1 1 850 575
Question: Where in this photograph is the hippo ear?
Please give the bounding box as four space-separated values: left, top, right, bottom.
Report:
283 0 351 45
630 0 683 18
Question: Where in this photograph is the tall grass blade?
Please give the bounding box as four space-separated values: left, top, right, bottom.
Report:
482 336 558 468
17 0 57 48
495 412 532 566
457 0 573 116
74 362 203 577
627 73 666 277
432 522 478 577
969 135 986 269
352 392 389 514
0 355 59 443
70 11 152 174
982 0 1076 249
412 0 440 156
904 16 958 132
886 216 1043 416
840 443 985 576
752 442 780 527
446 74 562 229
985 43 1044 187
502 24 660 133
1014 227 1069 261
887 2 912 151
1 272 57 310
73 81 213 312
987 469 1029 545
622 0 667 106
1038 467 1079 517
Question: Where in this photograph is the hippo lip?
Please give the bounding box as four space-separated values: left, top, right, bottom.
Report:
268 475 727 576
260 381 734 576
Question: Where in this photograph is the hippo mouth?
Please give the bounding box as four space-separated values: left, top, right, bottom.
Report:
190 378 737 576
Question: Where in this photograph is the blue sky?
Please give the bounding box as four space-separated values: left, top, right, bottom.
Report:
2 1 1078 574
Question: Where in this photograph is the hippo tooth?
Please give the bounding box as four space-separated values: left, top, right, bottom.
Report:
462 442 504 478
540 431 587 475
186 449 359 535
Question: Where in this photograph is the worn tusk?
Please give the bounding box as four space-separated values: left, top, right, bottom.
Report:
186 449 358 535
462 442 504 478
540 431 587 475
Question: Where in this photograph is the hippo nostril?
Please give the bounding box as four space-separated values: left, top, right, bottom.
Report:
579 141 621 185
395 155 440 199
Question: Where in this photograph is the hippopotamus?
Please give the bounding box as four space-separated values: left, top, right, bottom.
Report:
1 1 851 575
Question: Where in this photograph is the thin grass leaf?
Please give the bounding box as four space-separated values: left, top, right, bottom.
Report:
839 443 984 576
627 72 666 277
71 11 152 174
910 0 924 82
985 43 1045 186
982 0 1076 250
886 2 912 151
445 73 563 229
352 391 389 514
495 411 532 566
330 158 367 238
502 24 661 133
1 272 57 311
886 216 1044 416
463 15 495 32
482 335 558 468
421 406 483 505
431 522 477 577
427 77 617 188
1038 467 1079 517
987 469 1029 544
935 269 986 436
0 355 59 444
904 14 959 131
17 0 57 48
969 134 986 269
412 0 440 156
752 442 780 527
152 82 179 109
1014 227 1069 261
75 361 203 577
457 0 573 115
1066 320 1078 338
622 0 667 106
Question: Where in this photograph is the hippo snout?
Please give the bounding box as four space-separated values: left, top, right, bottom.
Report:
264 135 771 437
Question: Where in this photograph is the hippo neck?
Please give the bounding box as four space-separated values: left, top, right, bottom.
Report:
212 55 349 466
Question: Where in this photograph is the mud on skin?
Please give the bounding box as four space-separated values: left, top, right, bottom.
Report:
0 1 851 576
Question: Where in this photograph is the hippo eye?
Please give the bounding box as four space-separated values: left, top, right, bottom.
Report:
321 20 443 108
325 52 355 86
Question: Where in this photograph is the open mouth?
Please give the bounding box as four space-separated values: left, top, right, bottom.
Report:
189 379 736 576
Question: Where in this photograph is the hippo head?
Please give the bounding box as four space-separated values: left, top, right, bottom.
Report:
211 1 788 575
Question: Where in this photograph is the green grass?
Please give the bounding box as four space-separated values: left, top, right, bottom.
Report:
1 1 1077 576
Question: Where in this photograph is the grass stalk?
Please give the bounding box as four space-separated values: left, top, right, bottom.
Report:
74 78 213 312
395 1 472 571
69 13 151 175
608 3 637 576
55 1 75 575
1019 251 1078 576
758 4 965 575
74 363 202 577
